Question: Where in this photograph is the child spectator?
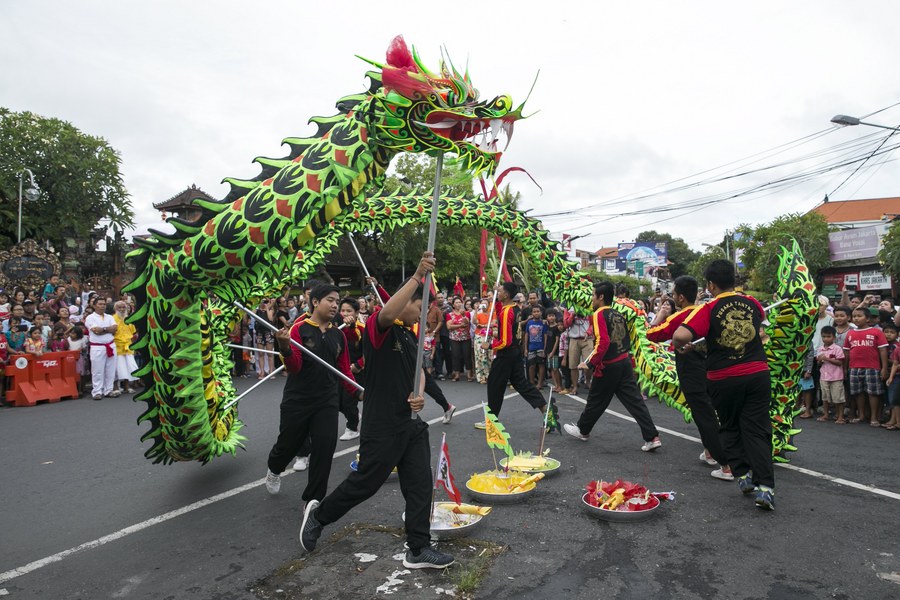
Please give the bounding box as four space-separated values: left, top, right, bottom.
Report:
24 327 45 356
798 347 815 419
113 301 140 393
816 325 846 423
6 317 26 353
844 307 888 426
48 326 70 352
423 333 436 376
68 324 87 397
0 291 10 322
524 305 548 389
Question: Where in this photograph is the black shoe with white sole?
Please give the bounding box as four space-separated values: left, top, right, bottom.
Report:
402 546 455 569
299 499 323 552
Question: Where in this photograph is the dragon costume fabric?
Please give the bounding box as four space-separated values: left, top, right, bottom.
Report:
125 36 816 465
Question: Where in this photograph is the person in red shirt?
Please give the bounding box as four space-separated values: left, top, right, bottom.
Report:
300 252 455 570
843 307 889 426
673 260 774 511
563 281 661 451
478 281 547 428
646 275 731 480
264 284 359 503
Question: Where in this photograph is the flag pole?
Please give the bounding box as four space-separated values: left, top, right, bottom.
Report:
430 432 446 523
538 385 554 456
411 153 444 419
484 238 509 343
347 231 385 307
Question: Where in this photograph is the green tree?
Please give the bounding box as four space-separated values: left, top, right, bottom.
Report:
0 108 133 249
361 154 485 291
734 212 831 293
634 230 700 278
877 219 900 279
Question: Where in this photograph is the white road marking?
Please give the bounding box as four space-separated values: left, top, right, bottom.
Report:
560 392 900 501
0 400 491 585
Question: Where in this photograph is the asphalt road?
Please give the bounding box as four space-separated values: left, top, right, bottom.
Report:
1 377 898 599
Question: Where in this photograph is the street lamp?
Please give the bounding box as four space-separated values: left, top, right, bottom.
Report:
17 168 41 244
830 114 900 132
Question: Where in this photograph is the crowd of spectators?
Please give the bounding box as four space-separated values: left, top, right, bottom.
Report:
0 276 140 404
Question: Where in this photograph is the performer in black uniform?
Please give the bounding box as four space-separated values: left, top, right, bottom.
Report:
264 284 358 502
300 252 454 570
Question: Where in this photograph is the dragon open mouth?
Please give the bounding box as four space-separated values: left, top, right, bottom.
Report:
415 113 515 153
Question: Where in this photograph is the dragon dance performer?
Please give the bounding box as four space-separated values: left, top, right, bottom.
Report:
265 284 359 502
673 259 775 511
337 297 365 441
563 282 662 450
300 252 455 569
477 281 548 428
368 276 457 424
646 276 733 480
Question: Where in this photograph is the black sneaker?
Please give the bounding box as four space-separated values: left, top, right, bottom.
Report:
402 546 455 569
299 499 323 552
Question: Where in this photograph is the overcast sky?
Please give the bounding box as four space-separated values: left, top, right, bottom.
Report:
4 1 900 255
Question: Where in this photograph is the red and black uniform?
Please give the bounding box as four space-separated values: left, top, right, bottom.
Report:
486 302 546 417
339 321 366 432
681 292 773 488
647 306 727 464
315 307 434 554
575 306 659 441
266 317 357 503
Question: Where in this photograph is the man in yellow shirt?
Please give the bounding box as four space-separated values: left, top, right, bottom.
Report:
113 301 140 394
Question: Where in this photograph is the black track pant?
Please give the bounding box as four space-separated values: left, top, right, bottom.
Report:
338 386 360 432
317 419 432 552
576 359 659 441
708 370 774 488
267 402 338 502
487 347 546 418
424 371 450 411
683 386 728 465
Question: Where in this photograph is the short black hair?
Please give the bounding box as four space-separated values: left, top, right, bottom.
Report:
673 275 699 303
501 281 518 298
882 322 898 333
594 281 614 304
615 283 630 297
529 305 544 317
340 297 360 312
833 305 851 316
821 325 836 336
303 279 324 293
704 259 736 289
309 283 340 303
395 277 425 302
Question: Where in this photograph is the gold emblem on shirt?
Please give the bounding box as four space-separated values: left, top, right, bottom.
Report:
720 309 756 354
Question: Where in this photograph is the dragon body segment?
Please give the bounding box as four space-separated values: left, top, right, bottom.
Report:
124 36 522 463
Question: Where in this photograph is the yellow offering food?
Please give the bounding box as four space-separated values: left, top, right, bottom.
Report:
466 470 539 494
436 503 492 516
504 456 547 470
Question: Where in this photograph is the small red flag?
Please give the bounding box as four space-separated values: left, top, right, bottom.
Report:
435 434 462 504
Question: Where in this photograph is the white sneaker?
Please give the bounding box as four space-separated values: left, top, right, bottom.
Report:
107 390 121 398
563 423 589 441
265 470 281 494
710 468 734 481
339 428 360 441
473 421 486 430
293 456 309 471
699 451 718 466
442 404 457 424
641 438 662 452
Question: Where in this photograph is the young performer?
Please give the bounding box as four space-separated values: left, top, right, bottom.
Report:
477 281 547 428
300 253 454 569
337 297 365 441
563 282 662 451
646 276 731 479
265 284 359 502
673 259 774 511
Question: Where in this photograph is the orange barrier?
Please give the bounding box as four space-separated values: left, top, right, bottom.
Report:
3 351 80 407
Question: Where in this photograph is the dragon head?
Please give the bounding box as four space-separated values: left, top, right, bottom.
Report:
359 35 525 177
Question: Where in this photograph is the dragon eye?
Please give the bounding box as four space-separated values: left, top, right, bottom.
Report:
494 96 511 110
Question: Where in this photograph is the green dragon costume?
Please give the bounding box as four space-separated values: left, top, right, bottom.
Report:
125 36 816 465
